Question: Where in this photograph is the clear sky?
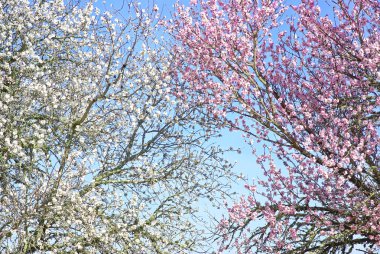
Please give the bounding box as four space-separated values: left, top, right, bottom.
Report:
97 0 260 251
99 0 259 193
102 0 264 211
95 1 367 253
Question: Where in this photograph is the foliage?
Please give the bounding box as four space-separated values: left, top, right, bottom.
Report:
0 0 233 253
173 0 380 253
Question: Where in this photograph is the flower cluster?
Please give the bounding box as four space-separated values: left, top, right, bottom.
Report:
0 1 233 253
173 0 379 253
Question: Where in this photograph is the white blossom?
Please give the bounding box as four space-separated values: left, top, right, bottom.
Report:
0 0 233 253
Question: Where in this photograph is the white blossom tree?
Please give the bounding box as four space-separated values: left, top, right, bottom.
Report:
0 0 233 253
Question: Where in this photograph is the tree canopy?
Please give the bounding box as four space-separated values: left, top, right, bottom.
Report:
1 0 379 253
0 0 234 253
173 0 379 253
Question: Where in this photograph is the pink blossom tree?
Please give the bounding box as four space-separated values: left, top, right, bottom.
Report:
173 0 380 253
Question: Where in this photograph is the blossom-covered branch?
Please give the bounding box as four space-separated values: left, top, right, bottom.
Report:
172 0 379 253
0 0 234 253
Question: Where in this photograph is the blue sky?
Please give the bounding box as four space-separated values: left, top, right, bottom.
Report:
91 1 371 253
97 0 261 249
99 0 259 190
